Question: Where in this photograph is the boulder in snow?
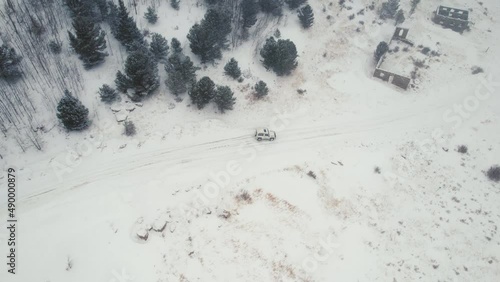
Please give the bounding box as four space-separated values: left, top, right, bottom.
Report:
124 103 136 112
169 222 176 233
137 229 149 241
110 105 121 112
115 112 128 122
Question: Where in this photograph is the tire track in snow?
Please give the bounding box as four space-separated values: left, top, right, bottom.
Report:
19 108 446 205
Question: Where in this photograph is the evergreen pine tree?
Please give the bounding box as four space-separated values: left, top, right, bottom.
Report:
49 40 63 54
189 76 216 109
187 9 232 63
214 86 236 113
115 48 159 100
179 56 199 84
144 6 158 24
149 33 169 63
115 0 144 50
56 90 90 130
115 71 132 93
379 0 399 20
124 120 136 136
254 80 268 98
259 0 283 16
298 5 314 28
241 0 258 29
260 37 298 76
64 0 96 19
374 41 389 62
171 38 182 54
29 15 45 36
93 0 109 21
170 0 180 10
410 0 420 14
0 44 23 80
205 0 219 5
165 71 187 95
285 0 306 9
224 58 241 79
98 84 118 103
165 55 199 95
202 9 232 49
395 9 405 25
187 23 220 63
107 1 120 35
68 16 108 68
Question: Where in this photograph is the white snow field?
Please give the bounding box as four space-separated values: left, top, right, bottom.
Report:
1 0 500 281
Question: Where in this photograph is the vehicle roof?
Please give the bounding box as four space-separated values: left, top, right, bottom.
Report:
255 128 269 133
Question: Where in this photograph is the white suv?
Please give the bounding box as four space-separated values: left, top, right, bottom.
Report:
255 128 276 141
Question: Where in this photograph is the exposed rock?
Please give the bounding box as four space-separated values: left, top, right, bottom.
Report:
169 222 176 233
124 103 136 112
110 105 121 112
219 210 231 219
153 218 167 232
137 229 149 241
115 112 128 122
168 103 176 110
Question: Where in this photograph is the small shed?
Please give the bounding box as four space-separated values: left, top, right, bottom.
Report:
433 6 470 32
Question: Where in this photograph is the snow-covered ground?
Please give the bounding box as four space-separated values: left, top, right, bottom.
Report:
1 0 500 281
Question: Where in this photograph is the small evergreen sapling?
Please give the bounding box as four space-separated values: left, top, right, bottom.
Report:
144 6 158 24
0 44 23 80
214 86 236 113
410 0 420 14
298 5 314 28
57 90 90 131
171 0 180 10
379 0 400 20
49 40 62 54
395 9 405 25
374 41 389 62
224 58 241 79
189 76 216 109
487 166 500 182
171 38 182 54
99 84 118 103
254 80 269 98
124 120 136 136
149 33 169 63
